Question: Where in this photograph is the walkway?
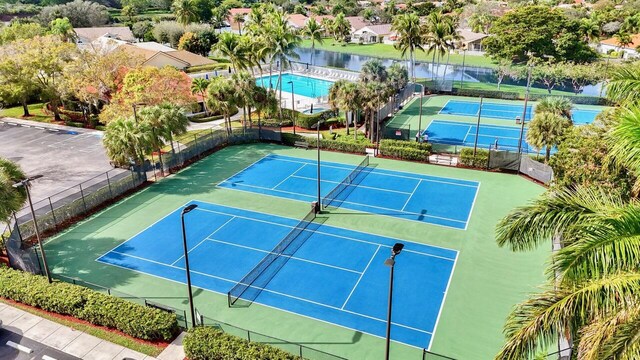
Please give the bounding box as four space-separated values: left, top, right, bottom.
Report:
0 302 185 360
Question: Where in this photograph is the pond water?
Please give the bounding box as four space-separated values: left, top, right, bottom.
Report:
291 48 604 96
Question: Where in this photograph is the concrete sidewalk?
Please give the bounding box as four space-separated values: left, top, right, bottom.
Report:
0 302 185 360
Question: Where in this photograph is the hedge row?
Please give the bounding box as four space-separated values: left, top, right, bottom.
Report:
459 148 489 168
379 140 432 162
184 327 299 360
0 266 178 341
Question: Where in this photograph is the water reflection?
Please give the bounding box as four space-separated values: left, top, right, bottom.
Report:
291 48 603 96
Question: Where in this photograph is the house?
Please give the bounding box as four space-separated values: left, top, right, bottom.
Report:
75 27 135 49
227 8 251 31
598 34 640 59
287 13 309 29
345 16 369 32
456 28 488 52
118 42 215 69
352 24 394 44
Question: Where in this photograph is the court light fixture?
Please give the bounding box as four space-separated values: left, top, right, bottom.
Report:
384 242 404 360
181 203 198 328
13 174 51 283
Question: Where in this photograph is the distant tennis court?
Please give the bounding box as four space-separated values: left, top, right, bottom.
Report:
439 100 601 125
424 120 551 153
97 201 457 350
217 154 479 230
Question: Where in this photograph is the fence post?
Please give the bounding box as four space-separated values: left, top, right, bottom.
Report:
299 346 303 358
106 171 113 198
247 330 251 342
13 212 23 244
48 197 58 231
79 184 88 212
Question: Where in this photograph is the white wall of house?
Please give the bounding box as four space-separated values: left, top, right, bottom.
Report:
598 43 639 58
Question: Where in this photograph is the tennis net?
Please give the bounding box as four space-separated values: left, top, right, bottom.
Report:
321 155 370 209
227 208 318 307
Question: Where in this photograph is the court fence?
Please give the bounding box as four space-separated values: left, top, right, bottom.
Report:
1 168 147 275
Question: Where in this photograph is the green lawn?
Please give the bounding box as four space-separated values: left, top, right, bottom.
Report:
1 103 52 123
299 39 498 68
417 79 587 98
43 142 548 360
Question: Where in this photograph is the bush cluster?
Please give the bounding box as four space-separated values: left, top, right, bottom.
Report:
379 139 431 162
459 148 489 168
183 327 300 360
306 137 371 153
284 109 337 130
454 88 520 100
0 266 178 341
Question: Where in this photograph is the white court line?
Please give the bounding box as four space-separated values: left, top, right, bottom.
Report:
341 245 380 309
428 253 459 351
401 180 422 212
216 154 273 185
291 175 413 195
171 215 237 266
271 163 307 190
190 207 458 262
464 182 481 231
205 238 362 274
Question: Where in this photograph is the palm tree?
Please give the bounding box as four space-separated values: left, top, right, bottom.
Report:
302 17 324 66
172 0 198 27
534 97 574 120
526 112 572 162
424 13 456 85
468 13 494 34
331 13 351 44
387 63 409 91
0 157 27 223
392 12 423 81
138 103 189 160
191 78 209 115
360 59 388 83
206 76 236 134
230 71 257 128
361 81 389 142
210 7 230 31
606 62 640 105
579 17 601 44
232 13 245 35
615 31 633 57
329 80 350 134
103 117 154 167
214 32 249 72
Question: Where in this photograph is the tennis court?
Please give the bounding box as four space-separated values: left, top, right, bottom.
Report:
439 99 601 125
424 120 549 153
217 154 479 230
97 201 457 350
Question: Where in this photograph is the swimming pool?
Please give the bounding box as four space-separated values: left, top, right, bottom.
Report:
255 73 334 98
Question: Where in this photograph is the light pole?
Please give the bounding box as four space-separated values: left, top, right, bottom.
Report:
288 81 296 135
181 204 198 328
518 58 534 154
459 44 467 89
316 119 322 211
384 243 404 360
13 175 50 283
417 83 424 141
599 55 611 98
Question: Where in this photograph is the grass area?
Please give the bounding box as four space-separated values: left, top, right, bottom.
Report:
0 298 165 357
417 79 588 98
42 142 548 359
299 39 497 68
1 103 52 122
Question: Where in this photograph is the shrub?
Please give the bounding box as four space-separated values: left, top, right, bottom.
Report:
283 109 337 130
0 266 178 341
380 140 431 162
307 137 371 154
459 148 489 168
185 63 232 74
184 327 300 360
454 88 520 100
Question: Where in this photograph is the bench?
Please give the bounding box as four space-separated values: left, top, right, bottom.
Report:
294 141 309 149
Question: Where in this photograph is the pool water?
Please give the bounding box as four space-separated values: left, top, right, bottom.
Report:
302 107 328 114
255 73 334 98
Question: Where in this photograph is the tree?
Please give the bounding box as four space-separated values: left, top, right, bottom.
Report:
423 11 456 82
132 21 153 41
579 17 601 43
564 63 602 94
0 22 46 45
534 96 574 120
614 31 633 56
210 6 230 30
526 111 572 161
38 0 109 28
483 5 597 64
214 32 249 71
192 0 212 22
495 60 516 91
100 66 196 122
122 5 138 23
360 59 388 83
231 71 257 127
392 12 423 81
531 63 567 94
0 157 27 223
387 63 408 91
191 78 209 114
137 103 189 161
103 117 154 166
49 17 76 42
206 76 236 134
172 0 198 26
468 13 495 34
331 13 351 44
606 62 640 105
232 12 246 35
302 17 324 66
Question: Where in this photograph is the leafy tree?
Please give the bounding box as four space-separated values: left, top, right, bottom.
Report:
49 17 76 42
564 63 602 94
392 12 423 81
220 0 242 9
172 0 198 26
100 66 196 122
494 59 518 91
578 17 601 43
301 17 324 66
468 13 495 34
0 158 27 223
531 63 567 94
192 0 212 22
132 21 153 41
483 5 597 64
331 13 351 44
526 111 572 161
210 6 230 30
0 22 46 45
606 62 640 105
121 5 138 24
38 0 109 28
121 0 151 12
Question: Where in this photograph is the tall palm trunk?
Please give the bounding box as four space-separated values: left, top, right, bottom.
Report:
410 48 415 82
430 50 436 81
278 57 284 121
354 110 357 140
442 50 451 88
311 41 315 66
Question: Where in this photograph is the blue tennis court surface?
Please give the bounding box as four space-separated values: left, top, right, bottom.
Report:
425 120 551 154
97 201 457 349
439 100 601 125
217 154 479 230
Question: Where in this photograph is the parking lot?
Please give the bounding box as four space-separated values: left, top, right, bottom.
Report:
0 119 124 205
